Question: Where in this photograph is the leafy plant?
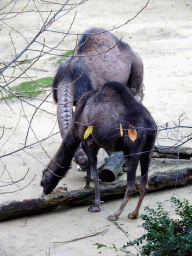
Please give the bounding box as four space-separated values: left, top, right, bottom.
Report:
2 77 53 99
94 222 135 255
129 197 192 255
94 242 134 255
94 197 192 256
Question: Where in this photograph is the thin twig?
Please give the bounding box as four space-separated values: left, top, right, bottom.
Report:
0 174 36 194
52 229 108 245
0 169 30 187
0 0 79 74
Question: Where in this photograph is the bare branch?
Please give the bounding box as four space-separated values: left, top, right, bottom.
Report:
0 0 83 74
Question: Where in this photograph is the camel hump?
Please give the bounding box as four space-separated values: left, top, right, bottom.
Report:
101 81 137 105
102 81 131 95
77 27 129 54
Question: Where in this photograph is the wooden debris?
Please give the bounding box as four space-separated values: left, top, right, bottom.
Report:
153 146 192 160
0 167 191 222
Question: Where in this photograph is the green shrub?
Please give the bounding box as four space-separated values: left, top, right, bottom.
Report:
95 197 192 256
128 197 192 255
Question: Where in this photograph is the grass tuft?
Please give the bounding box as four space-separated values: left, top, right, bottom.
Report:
2 77 53 99
56 50 74 64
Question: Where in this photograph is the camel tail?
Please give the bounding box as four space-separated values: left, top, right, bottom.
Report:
53 59 93 139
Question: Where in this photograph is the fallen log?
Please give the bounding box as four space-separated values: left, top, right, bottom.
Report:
0 167 192 222
99 146 192 183
153 146 192 160
99 152 124 182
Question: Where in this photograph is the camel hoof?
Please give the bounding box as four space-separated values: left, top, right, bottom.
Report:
128 212 138 219
88 205 101 212
84 185 91 189
107 215 118 221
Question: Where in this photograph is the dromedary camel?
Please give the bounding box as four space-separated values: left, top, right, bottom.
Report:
41 81 157 221
52 27 144 168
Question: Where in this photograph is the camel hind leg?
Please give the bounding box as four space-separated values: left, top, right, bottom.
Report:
127 51 144 102
128 152 151 219
82 139 100 212
108 154 140 221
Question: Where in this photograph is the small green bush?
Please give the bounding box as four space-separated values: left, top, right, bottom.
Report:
95 197 192 256
137 197 192 256
128 197 192 255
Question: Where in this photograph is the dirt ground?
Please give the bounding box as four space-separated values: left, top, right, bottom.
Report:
0 0 192 255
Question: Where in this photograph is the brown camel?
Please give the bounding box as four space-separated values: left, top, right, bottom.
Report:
41 81 157 221
52 27 144 169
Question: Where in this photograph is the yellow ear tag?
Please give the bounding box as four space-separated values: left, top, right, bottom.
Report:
84 126 93 140
120 123 123 137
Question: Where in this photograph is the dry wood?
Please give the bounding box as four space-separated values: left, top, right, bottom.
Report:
99 152 124 182
0 167 192 222
153 146 192 159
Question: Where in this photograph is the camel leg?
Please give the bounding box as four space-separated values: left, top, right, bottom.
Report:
128 152 151 219
82 140 100 212
128 190 147 219
84 158 91 189
88 164 101 212
127 52 144 102
108 154 139 221
108 188 132 221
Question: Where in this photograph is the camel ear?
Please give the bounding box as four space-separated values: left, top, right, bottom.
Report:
84 126 93 140
128 125 137 142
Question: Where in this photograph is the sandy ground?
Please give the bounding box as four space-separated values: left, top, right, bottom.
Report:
0 0 192 255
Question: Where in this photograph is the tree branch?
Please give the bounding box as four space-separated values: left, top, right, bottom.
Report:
0 167 191 222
